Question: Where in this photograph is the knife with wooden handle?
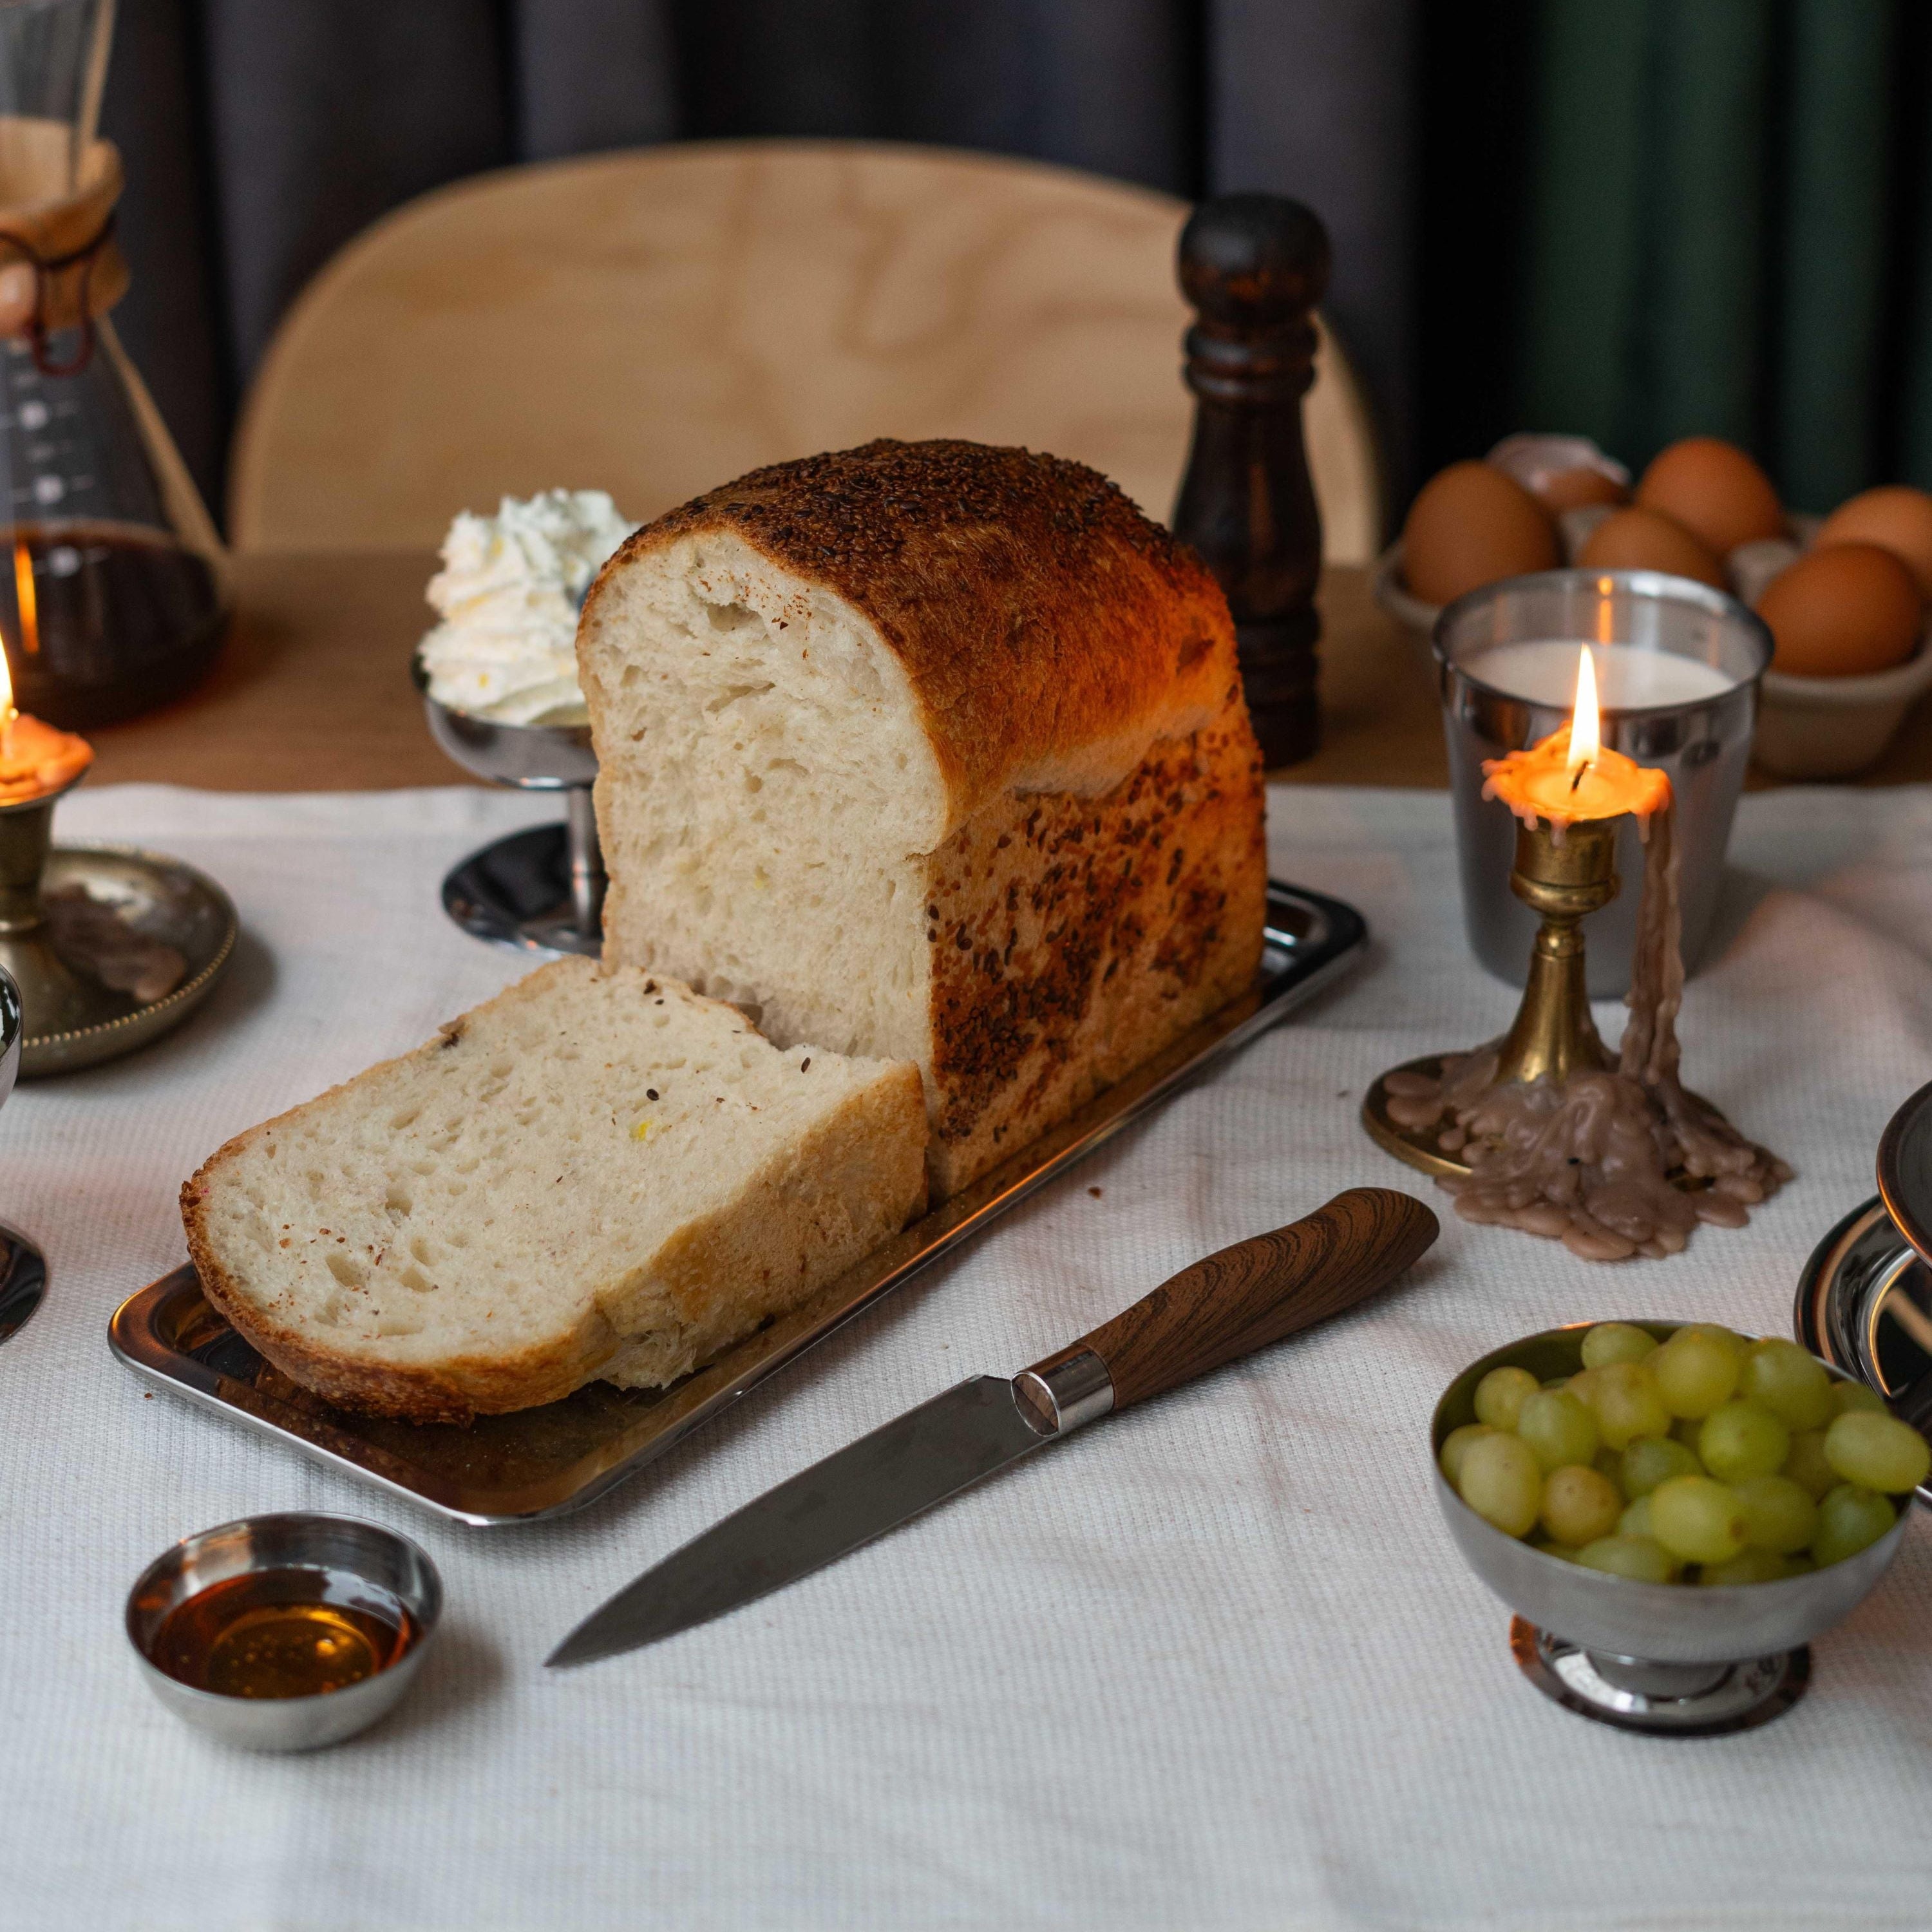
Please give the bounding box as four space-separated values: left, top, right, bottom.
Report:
548 1187 1438 1667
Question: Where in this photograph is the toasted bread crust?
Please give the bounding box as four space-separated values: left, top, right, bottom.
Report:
584 438 1242 833
918 705 1266 1193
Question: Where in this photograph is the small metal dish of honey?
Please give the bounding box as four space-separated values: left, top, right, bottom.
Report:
126 1512 442 1752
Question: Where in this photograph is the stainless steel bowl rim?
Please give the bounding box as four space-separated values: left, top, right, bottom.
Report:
125 1509 444 1695
1877 1075 1932 1267
411 651 596 752
1430 567 1774 714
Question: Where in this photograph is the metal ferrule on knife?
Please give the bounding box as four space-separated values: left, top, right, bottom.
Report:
1012 1348 1114 1435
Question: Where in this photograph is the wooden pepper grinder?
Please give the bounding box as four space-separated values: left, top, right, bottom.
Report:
1172 194 1331 768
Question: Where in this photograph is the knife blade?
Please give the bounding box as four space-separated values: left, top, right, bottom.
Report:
548 1186 1436 1667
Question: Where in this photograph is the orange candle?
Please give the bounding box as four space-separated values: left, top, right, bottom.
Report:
0 639 91 804
1481 645 1669 830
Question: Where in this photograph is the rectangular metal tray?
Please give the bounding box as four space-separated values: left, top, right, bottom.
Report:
109 882 1365 1526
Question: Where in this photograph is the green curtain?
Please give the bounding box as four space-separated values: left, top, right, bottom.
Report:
1517 0 1931 512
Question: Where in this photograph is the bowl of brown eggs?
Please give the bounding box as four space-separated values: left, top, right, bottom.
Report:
1376 435 1932 779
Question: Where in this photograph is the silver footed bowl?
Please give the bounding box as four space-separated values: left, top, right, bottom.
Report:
412 652 597 790
1433 1322 1909 1669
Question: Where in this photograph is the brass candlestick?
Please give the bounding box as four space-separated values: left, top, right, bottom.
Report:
1363 814 1621 1179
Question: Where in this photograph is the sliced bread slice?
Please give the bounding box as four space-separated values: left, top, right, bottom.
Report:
180 958 927 1422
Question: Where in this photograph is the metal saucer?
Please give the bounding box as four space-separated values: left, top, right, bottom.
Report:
12 844 237 1076
413 656 603 957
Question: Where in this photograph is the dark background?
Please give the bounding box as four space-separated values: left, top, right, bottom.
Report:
99 0 1932 536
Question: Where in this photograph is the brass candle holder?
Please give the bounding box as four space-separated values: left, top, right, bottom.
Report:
1363 814 1622 1179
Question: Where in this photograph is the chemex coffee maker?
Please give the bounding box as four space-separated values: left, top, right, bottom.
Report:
0 0 225 728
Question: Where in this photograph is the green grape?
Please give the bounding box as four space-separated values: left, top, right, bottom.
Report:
1782 1429 1837 1501
1618 1495 1655 1539
1580 1322 1658 1370
1591 1361 1671 1450
1594 1446 1628 1492
1649 1474 1748 1564
1830 1380 1886 1417
1575 1535 1677 1584
1532 1539 1580 1562
1671 1415 1705 1450
1698 1548 1792 1587
1517 1390 1600 1472
1457 1432 1543 1537
1621 1434 1700 1499
1474 1365 1539 1432
1680 1323 1750 1360
1651 1329 1742 1419
1698 1401 1792 1484
1812 1484 1897 1567
1739 1340 1834 1431
1732 1473 1817 1555
1540 1376 1569 1391
1540 1464 1623 1546
1784 1555 1815 1574
1567 1367 1603 1411
1439 1423 1495 1487
1824 1411 1932 1495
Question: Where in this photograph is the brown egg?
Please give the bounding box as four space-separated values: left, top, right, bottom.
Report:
1575 506 1726 589
1756 543 1924 677
1636 437 1785 556
1533 467 1629 513
1401 460 1559 605
1815 486 1932 600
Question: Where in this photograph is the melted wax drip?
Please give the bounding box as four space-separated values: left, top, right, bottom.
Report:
1383 805 1791 1262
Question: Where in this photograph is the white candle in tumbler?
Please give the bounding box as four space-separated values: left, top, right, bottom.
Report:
1467 640 1737 708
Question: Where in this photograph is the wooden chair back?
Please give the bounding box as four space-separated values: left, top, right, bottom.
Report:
230 139 1383 561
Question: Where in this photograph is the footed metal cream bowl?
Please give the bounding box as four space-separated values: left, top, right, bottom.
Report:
1433 1321 1911 1735
412 653 603 956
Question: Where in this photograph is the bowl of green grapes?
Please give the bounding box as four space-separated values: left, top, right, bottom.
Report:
1433 1321 1924 1732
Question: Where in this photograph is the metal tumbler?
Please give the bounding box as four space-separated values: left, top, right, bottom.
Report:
1435 569 1770 998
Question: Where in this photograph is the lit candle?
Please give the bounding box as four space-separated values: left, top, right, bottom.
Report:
0 634 91 804
1481 645 1670 830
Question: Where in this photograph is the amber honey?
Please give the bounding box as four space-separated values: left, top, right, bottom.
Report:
149 1567 418 1700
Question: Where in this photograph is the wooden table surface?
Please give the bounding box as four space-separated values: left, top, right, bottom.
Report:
79 549 1932 791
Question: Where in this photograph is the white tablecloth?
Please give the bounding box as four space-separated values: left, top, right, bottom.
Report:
6 781 1932 1931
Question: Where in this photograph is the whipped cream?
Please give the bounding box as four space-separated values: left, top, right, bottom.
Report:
417 489 637 725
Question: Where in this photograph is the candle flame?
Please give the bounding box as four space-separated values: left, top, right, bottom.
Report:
11 533 35 662
1568 645 1600 777
0 592 14 735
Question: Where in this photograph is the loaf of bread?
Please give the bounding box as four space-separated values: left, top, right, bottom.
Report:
181 960 927 1422
579 438 1267 1197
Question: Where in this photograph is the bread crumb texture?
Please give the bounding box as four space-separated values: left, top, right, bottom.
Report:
181 960 927 1421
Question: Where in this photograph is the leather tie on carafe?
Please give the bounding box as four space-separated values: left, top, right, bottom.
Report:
0 117 128 375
